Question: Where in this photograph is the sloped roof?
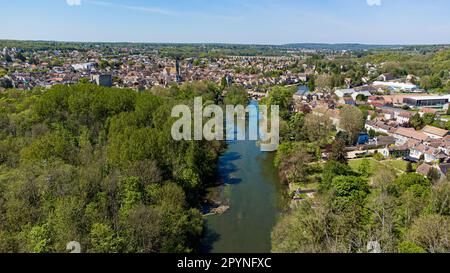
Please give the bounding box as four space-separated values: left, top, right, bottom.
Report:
420 108 439 114
416 164 433 176
395 127 428 141
422 126 449 138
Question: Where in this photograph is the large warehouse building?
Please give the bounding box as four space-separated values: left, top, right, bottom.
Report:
403 95 450 108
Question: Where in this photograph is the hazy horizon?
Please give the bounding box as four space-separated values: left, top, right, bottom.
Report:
1 39 448 47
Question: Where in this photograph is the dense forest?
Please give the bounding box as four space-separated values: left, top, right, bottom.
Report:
0 82 228 253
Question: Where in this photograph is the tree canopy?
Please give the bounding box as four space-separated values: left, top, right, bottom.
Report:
0 82 224 253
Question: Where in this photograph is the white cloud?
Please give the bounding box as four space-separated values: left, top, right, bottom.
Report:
366 0 382 6
66 0 82 6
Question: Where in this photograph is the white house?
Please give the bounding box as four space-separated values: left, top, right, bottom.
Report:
365 120 392 135
71 63 95 71
396 112 413 125
409 144 446 163
335 89 355 98
394 127 428 146
422 126 449 140
372 81 418 92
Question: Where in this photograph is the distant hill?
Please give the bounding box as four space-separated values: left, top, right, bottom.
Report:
281 43 403 51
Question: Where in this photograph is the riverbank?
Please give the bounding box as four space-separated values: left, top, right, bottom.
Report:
201 185 231 217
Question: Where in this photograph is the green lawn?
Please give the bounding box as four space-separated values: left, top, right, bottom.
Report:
349 158 413 175
349 158 385 175
384 160 408 172
385 159 417 172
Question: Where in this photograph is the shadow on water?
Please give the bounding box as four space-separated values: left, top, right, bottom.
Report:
218 151 242 185
199 222 222 253
200 150 242 252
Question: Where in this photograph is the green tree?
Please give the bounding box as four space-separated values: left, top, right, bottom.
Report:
422 113 436 126
223 85 248 106
429 182 450 216
276 144 312 184
20 129 78 165
321 160 352 189
16 52 26 62
20 224 54 253
406 214 450 253
406 162 414 173
329 140 348 164
304 113 333 144
340 105 364 144
98 59 110 69
331 175 370 208
220 76 228 89
394 173 430 195
89 223 124 253
284 113 307 141
78 77 90 84
266 86 295 120
420 75 443 90
410 114 425 130
397 241 427 253
358 158 371 177
307 76 315 91
0 83 218 253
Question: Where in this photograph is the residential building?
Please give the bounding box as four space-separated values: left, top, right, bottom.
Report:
372 81 418 92
416 164 449 182
335 88 355 98
393 127 428 145
365 120 393 135
422 125 449 140
396 112 413 125
409 144 446 163
92 74 112 87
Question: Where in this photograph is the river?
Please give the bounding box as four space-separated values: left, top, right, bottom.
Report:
201 104 288 253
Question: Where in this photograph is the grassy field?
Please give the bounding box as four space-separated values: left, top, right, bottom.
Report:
349 158 384 176
385 159 414 172
439 115 450 121
349 158 415 175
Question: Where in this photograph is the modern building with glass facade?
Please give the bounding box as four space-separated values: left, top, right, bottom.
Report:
403 96 450 108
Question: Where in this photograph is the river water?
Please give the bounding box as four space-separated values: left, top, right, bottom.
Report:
201 105 288 253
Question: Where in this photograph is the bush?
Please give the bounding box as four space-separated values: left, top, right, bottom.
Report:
373 152 385 161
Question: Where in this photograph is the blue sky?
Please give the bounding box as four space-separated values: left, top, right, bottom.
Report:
1 0 450 44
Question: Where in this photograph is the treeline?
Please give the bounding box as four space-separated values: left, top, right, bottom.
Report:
300 49 450 91
0 81 225 253
0 40 285 59
361 49 450 91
